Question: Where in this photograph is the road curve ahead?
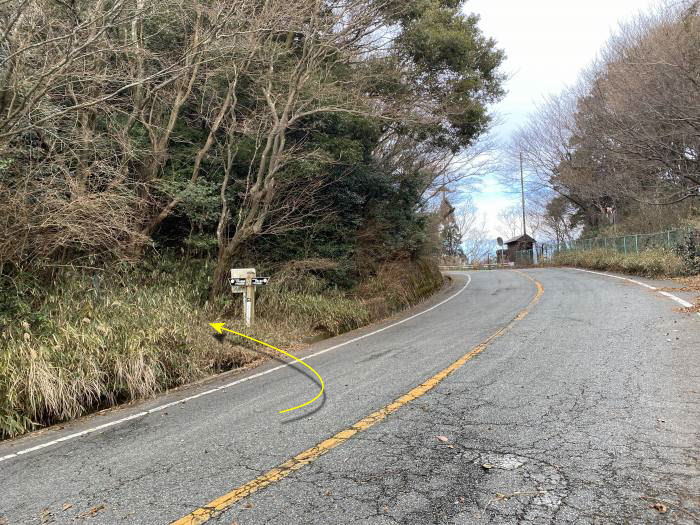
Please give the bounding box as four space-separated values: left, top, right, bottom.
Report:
1 269 699 524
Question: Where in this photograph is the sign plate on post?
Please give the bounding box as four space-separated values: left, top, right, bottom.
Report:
229 268 271 327
230 268 255 293
230 277 270 287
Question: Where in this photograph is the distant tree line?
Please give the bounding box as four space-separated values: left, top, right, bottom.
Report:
509 1 699 240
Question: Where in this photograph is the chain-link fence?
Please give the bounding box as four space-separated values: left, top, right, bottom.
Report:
515 228 697 264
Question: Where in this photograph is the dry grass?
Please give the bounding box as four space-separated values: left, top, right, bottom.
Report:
0 257 443 439
671 275 700 291
551 249 687 277
0 180 147 270
669 275 700 313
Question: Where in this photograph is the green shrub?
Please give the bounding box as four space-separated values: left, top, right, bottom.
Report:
676 232 700 275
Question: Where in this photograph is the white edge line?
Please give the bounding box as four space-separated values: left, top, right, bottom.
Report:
658 291 694 308
571 268 699 315
0 274 473 464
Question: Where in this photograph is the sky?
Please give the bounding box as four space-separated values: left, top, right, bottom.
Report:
463 0 658 238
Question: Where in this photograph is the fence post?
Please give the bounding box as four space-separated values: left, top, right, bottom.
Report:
667 231 671 248
635 235 638 253
623 236 627 255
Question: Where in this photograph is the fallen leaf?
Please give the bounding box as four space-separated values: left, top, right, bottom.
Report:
62 503 73 511
242 503 254 510
40 508 54 524
0 517 8 525
447 444 455 449
324 490 332 497
75 504 105 519
652 502 668 513
436 435 449 443
482 463 494 470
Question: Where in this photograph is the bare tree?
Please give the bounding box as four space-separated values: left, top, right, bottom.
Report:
497 206 523 239
577 1 700 205
454 199 491 262
0 0 251 264
210 0 388 294
505 0 699 238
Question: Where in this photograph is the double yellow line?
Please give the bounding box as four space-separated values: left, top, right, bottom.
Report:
175 272 543 524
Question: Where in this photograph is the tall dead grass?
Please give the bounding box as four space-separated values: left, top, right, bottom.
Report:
0 257 443 439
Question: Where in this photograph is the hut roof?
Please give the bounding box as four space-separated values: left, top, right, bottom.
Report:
504 233 536 245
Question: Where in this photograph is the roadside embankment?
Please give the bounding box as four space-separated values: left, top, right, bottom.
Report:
0 258 443 439
551 248 689 278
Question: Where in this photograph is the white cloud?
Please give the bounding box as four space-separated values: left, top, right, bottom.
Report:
473 175 516 238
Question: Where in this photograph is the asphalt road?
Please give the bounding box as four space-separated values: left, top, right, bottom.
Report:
1 269 699 524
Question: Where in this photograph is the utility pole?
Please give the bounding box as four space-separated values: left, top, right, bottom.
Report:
520 151 527 236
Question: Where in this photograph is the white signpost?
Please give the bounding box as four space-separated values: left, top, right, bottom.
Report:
230 268 270 327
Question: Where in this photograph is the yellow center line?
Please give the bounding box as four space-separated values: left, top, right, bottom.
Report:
173 271 544 525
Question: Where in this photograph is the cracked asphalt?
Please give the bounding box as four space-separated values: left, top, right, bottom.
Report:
1 269 699 524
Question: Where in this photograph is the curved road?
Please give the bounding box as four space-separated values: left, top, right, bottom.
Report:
1 269 699 524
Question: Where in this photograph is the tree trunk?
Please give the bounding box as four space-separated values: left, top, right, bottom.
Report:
211 251 232 299
210 233 246 299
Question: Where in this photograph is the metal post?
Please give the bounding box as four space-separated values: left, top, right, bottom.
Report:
623 236 627 255
244 271 255 327
635 235 638 253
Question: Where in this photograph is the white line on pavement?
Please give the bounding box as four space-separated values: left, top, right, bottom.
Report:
571 268 699 315
658 291 694 308
0 275 473 464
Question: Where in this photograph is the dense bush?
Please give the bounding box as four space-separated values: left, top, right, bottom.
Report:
676 232 700 275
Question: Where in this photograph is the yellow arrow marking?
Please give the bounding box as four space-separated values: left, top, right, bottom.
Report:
209 323 324 414
175 273 543 525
